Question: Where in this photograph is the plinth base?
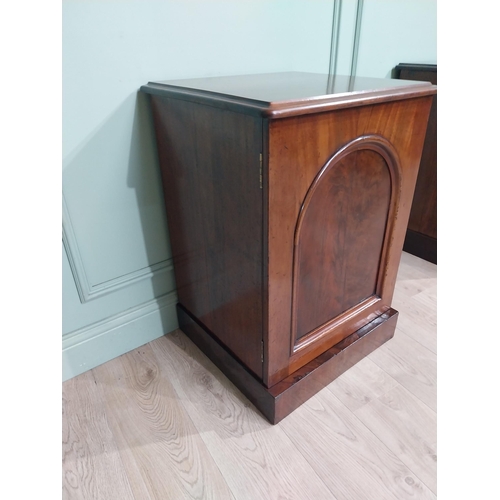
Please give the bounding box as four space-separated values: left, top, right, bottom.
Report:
177 304 398 424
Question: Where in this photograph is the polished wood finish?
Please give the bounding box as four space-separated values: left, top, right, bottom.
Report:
266 98 433 386
143 71 436 119
150 97 264 377
142 72 436 423
395 64 437 263
270 308 398 423
293 148 391 342
178 302 397 424
177 304 275 419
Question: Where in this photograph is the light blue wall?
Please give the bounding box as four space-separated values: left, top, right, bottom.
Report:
62 0 334 381
62 0 436 381
355 0 437 78
321 0 437 80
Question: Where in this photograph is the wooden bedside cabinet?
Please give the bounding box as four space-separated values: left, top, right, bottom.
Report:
141 72 436 423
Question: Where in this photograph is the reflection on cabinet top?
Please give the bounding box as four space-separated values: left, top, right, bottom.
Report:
141 72 437 119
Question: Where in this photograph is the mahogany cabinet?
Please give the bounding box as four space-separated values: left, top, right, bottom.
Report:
141 72 436 423
395 63 437 263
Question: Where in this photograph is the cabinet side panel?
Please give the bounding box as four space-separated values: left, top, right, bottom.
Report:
396 66 437 263
411 93 437 239
151 96 263 378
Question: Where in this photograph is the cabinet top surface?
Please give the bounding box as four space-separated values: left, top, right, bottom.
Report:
142 72 436 118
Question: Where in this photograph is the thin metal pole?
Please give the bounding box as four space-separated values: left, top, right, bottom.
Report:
327 0 342 94
349 0 364 90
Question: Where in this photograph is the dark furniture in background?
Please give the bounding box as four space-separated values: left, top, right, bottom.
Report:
394 63 437 264
142 72 436 423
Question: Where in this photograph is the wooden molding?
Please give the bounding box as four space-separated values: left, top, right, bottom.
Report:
141 76 436 121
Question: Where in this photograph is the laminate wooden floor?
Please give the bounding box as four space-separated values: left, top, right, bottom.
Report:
62 251 437 500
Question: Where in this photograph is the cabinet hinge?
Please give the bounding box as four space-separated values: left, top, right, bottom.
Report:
261 339 264 363
259 153 263 189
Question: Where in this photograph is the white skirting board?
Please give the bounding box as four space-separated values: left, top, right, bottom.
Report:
62 292 178 381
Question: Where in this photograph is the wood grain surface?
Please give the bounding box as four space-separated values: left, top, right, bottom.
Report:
63 251 437 500
280 388 436 500
62 372 136 500
395 64 437 263
266 97 432 385
151 96 264 378
369 330 437 412
293 148 391 341
354 384 437 494
151 331 334 500
141 72 436 119
92 345 235 500
327 356 399 412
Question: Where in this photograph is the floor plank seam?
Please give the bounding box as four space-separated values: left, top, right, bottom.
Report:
148 345 237 500
349 386 437 495
93 362 156 500
306 389 435 499
278 419 342 500
368 346 437 415
277 419 340 500
393 327 436 354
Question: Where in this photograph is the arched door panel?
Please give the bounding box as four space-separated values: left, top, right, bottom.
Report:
291 136 401 352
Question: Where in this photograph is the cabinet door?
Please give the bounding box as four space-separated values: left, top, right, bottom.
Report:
292 144 396 344
264 99 432 386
